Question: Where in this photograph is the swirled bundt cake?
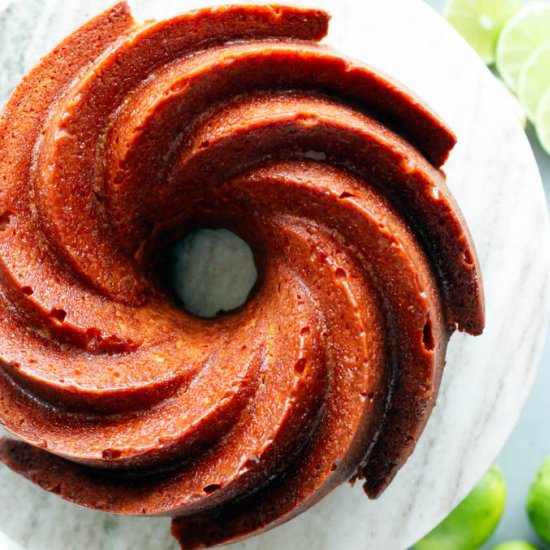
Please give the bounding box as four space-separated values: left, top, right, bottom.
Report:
0 2 484 548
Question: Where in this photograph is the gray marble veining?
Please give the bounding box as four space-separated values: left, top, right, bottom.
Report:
0 1 549 549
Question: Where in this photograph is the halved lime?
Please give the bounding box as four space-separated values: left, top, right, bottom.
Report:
518 43 550 121
536 87 550 155
527 456 550 544
413 465 507 550
492 542 541 550
445 0 521 64
496 4 550 91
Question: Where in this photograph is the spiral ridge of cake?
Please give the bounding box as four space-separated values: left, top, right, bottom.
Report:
0 3 484 548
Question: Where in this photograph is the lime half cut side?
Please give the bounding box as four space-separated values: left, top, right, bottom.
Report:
445 0 521 64
536 87 550 155
518 43 550 121
496 4 550 91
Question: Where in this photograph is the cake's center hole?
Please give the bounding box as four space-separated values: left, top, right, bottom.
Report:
171 229 258 318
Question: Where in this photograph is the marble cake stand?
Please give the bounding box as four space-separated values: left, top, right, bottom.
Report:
1 0 549 549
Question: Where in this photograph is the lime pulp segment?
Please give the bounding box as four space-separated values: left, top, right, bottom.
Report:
445 0 522 64
496 4 550 91
518 43 550 121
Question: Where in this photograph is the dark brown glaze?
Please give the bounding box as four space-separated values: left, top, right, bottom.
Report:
0 2 484 548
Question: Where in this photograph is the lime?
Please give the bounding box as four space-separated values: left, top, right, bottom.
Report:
492 542 541 550
527 456 550 544
518 43 550 121
444 0 521 64
413 465 506 550
496 4 550 91
536 87 550 154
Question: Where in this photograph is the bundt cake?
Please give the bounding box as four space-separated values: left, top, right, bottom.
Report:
0 2 484 548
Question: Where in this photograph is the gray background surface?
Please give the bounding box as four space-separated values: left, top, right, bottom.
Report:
0 1 548 548
427 1 550 548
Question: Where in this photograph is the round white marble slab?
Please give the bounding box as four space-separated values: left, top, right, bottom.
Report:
1 0 549 549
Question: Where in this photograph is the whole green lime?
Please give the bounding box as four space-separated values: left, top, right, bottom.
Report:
413 465 506 550
492 542 541 550
527 457 550 545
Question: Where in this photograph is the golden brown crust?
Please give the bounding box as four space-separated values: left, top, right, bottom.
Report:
0 3 484 548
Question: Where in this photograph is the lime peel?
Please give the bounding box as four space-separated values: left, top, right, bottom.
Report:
491 542 541 550
413 465 506 550
536 87 550 155
527 456 550 544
